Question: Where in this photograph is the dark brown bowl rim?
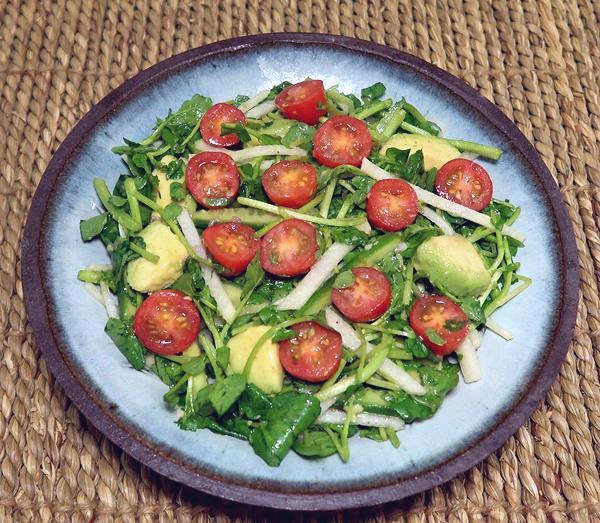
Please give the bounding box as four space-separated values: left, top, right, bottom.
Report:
22 33 579 511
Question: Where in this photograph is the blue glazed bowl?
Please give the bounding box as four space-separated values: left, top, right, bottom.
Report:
22 34 578 510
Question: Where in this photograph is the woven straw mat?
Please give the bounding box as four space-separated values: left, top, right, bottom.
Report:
1 0 599 521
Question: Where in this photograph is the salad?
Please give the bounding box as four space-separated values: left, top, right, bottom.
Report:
78 79 530 466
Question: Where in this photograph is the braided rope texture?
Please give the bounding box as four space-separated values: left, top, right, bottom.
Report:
1 0 599 521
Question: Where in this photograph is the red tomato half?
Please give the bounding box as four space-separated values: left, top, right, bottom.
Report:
434 159 493 211
409 295 469 356
313 115 373 167
185 152 240 209
275 80 327 125
332 267 392 322
200 103 246 147
260 219 317 277
133 290 202 355
279 321 342 382
202 222 260 276
261 160 318 209
367 178 419 231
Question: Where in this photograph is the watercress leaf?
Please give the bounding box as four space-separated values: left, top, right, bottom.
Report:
80 213 108 241
425 327 446 345
267 80 292 99
169 181 187 202
239 383 272 420
459 297 486 325
208 374 247 416
258 304 293 325
272 327 296 343
104 318 146 370
151 356 185 386
163 203 182 221
329 226 369 246
216 345 230 371
232 94 250 107
223 123 252 142
241 257 265 298
293 430 338 458
361 82 386 102
333 270 355 289
282 122 316 149
165 94 212 139
178 413 250 440
249 392 321 466
165 159 184 180
249 278 297 305
182 356 207 375
404 336 431 358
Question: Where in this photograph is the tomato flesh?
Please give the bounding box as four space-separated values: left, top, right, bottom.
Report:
409 295 469 356
313 115 373 167
185 152 240 209
331 267 392 322
200 103 246 147
133 290 202 355
260 219 317 277
279 321 342 382
367 178 419 231
202 222 260 276
434 158 493 211
275 80 327 125
261 160 318 208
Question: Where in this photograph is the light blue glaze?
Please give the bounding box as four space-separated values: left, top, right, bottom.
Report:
42 44 558 490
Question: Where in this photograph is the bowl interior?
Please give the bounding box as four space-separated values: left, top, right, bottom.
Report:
37 40 564 499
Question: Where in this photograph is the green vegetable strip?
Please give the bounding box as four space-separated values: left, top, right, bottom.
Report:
402 260 414 306
355 331 368 383
385 427 401 448
489 231 505 271
336 198 353 219
359 345 390 383
243 316 312 379
320 359 347 393
77 269 109 284
339 402 355 462
93 179 141 232
123 178 142 228
378 106 406 139
366 377 400 390
326 88 355 113
356 323 409 337
485 274 532 316
354 99 393 120
198 333 223 381
129 242 160 263
254 193 325 237
237 197 365 227
397 123 503 160
403 101 430 127
320 178 337 218
316 375 355 402
323 427 345 457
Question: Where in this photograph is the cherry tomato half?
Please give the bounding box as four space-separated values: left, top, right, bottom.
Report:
200 103 246 147
133 290 202 355
313 115 373 167
279 321 342 382
260 218 317 277
186 152 240 209
202 222 260 276
367 178 419 231
434 158 493 211
409 295 469 356
332 267 392 323
261 160 318 209
275 79 327 125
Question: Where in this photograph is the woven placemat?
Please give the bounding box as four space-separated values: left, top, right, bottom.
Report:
1 0 599 521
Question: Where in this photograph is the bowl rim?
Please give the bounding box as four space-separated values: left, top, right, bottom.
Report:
22 32 580 511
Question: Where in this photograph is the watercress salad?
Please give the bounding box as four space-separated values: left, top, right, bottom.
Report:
78 79 530 466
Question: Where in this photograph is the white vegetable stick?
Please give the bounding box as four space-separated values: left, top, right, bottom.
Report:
193 141 308 162
468 329 482 350
319 396 339 414
84 263 113 271
259 159 276 171
246 100 276 119
177 209 236 324
324 307 427 396
360 158 526 242
276 243 354 310
355 219 372 234
420 206 455 235
395 242 408 253
485 318 514 340
83 282 105 305
238 89 270 113
100 282 119 319
378 359 427 396
456 335 482 383
316 409 405 431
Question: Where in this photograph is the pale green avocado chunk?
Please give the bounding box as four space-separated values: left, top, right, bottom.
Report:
381 134 460 171
127 221 188 293
414 235 491 297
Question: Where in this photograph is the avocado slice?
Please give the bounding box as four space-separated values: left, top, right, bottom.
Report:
414 235 491 297
381 134 460 171
127 221 188 293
